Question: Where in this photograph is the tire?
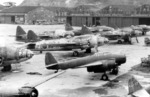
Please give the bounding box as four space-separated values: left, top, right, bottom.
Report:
1 65 12 72
72 51 79 56
111 67 118 75
40 51 42 53
85 48 91 53
118 40 122 44
101 74 109 81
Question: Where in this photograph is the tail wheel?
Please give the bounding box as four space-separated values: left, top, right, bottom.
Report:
101 73 109 81
72 51 79 56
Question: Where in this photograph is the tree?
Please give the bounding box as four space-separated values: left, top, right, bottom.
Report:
3 2 16 7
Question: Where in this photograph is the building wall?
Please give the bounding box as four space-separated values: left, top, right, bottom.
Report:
26 7 56 24
67 16 140 27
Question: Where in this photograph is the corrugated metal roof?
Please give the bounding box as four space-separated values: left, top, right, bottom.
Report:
0 6 39 13
0 6 70 13
106 5 137 12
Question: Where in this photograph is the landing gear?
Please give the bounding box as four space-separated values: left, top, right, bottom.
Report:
1 65 12 72
85 48 91 53
40 51 42 54
117 40 123 44
72 51 79 56
54 70 58 73
101 73 109 81
111 67 119 75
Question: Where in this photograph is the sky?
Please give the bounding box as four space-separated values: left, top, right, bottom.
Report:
0 0 24 5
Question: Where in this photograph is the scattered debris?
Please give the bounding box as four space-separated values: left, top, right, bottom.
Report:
26 72 42 75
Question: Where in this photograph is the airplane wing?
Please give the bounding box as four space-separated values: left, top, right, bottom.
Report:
76 59 116 68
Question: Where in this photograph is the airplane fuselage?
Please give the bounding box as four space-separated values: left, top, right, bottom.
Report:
47 53 126 71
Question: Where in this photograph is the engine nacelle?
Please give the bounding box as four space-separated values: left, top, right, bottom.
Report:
87 60 116 73
18 86 38 97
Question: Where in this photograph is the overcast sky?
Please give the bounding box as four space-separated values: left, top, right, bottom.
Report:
0 0 24 5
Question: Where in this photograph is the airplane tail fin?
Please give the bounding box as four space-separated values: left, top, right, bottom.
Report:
128 76 143 95
45 52 57 65
27 30 39 42
81 25 93 34
65 23 73 31
16 26 26 36
45 52 58 70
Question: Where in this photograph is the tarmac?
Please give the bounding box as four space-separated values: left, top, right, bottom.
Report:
0 24 150 97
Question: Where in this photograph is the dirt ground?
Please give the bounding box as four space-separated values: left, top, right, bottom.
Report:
0 24 150 97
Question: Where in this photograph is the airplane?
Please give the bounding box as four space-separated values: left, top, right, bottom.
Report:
0 44 34 71
128 76 150 97
65 23 93 36
16 26 40 42
45 52 126 81
26 34 108 56
16 24 92 42
0 71 65 97
89 25 114 33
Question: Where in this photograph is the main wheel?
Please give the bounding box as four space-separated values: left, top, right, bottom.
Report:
101 73 109 81
118 40 123 44
1 65 12 72
72 51 79 56
111 67 119 75
40 51 42 53
85 48 91 53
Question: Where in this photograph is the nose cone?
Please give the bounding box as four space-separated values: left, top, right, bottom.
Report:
27 50 34 58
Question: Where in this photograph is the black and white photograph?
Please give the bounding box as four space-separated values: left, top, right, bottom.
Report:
0 0 150 97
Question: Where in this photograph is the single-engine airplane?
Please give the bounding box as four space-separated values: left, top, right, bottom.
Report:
128 76 150 97
0 44 34 71
45 52 126 81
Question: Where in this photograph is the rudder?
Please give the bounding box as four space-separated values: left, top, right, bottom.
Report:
16 26 26 36
65 23 73 31
27 30 39 42
128 77 143 95
81 25 92 35
45 52 57 66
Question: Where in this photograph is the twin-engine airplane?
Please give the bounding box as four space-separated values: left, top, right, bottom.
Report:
128 76 150 97
16 24 93 43
0 71 65 97
45 52 126 80
16 26 40 42
65 23 93 36
0 45 34 71
26 34 108 56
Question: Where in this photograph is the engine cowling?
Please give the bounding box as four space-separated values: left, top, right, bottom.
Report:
87 60 116 73
18 86 38 97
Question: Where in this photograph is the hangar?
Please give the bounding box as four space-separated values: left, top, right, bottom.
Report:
0 6 69 24
66 4 150 27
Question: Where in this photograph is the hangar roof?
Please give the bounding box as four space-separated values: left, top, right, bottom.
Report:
0 6 39 13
